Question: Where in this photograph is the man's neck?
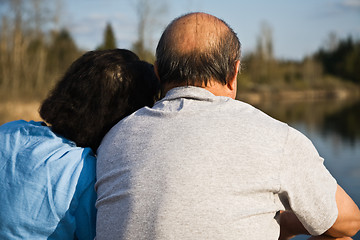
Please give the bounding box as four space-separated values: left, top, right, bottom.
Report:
162 80 235 99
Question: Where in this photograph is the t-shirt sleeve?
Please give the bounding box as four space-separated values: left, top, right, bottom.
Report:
74 149 97 240
279 126 338 236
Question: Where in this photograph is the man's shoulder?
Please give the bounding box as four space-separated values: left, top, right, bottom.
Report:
98 107 149 150
223 98 287 125
108 106 151 131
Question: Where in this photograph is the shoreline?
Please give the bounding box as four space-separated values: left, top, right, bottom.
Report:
1 88 360 125
237 88 360 105
0 100 41 125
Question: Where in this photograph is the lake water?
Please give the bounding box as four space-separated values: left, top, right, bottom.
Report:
255 98 360 239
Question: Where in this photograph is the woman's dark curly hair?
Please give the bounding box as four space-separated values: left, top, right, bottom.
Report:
40 49 159 152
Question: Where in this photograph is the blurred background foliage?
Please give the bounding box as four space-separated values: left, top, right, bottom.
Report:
237 22 360 101
0 0 359 101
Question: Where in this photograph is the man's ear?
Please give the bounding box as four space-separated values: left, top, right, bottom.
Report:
226 60 240 99
154 62 160 81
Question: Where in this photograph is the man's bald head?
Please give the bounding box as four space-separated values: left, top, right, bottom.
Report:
156 12 241 87
164 13 228 54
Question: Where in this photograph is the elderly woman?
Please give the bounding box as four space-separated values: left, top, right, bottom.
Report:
0 49 159 239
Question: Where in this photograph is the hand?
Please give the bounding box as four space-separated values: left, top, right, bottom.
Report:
307 236 352 240
278 210 309 240
278 228 295 240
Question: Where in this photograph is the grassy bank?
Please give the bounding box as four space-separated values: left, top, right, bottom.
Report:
237 87 360 105
236 75 360 105
1 80 359 126
0 100 41 125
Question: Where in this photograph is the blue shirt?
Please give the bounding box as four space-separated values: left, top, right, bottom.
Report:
0 120 96 240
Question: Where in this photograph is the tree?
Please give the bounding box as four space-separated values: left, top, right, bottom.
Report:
315 36 360 84
256 22 274 61
0 0 79 97
131 0 168 62
97 22 117 50
46 29 80 87
244 22 277 85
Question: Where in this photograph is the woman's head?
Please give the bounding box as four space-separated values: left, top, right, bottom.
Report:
40 49 159 152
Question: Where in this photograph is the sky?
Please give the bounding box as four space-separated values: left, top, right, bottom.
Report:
61 0 360 60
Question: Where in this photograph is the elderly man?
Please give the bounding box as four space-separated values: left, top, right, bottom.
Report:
95 12 360 240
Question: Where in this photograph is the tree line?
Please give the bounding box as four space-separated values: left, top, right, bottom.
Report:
0 0 81 98
0 0 359 99
0 0 165 98
239 23 360 94
315 36 360 84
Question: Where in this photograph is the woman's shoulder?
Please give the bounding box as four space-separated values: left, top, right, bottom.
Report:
1 119 95 164
0 120 49 136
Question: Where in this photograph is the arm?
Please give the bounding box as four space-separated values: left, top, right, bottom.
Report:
279 185 360 240
75 182 97 240
74 151 97 240
280 127 360 237
278 210 309 240
308 236 352 240
279 212 354 240
323 185 360 238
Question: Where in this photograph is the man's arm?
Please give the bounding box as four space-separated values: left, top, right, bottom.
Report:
323 185 360 238
279 185 360 240
278 210 309 240
307 236 352 240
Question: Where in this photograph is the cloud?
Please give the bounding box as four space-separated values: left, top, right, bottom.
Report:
342 0 360 8
313 0 360 19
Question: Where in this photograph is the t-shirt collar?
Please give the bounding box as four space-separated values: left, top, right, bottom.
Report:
161 86 217 102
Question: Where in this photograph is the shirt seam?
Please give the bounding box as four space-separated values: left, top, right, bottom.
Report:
277 124 290 194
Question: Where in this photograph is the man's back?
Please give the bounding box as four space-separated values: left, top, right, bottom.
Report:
96 87 337 239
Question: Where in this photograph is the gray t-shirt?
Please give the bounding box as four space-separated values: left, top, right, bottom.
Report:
95 86 338 240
